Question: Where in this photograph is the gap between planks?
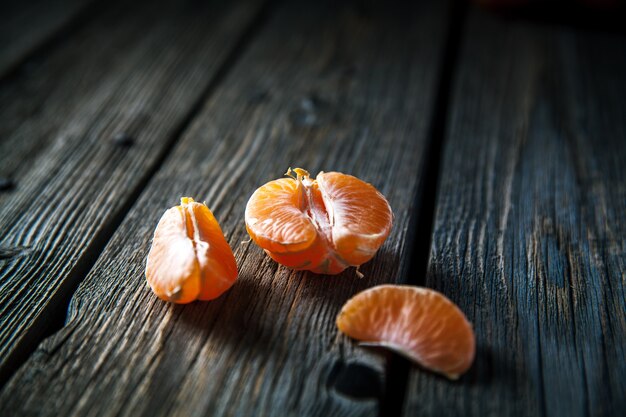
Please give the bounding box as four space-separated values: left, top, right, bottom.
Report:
379 0 468 416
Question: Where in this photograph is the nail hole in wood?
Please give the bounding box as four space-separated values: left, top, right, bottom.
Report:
248 90 270 104
112 132 135 147
330 362 382 400
0 178 15 191
290 93 326 128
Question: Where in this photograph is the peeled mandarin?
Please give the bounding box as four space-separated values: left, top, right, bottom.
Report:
245 168 393 274
145 197 237 303
336 285 475 379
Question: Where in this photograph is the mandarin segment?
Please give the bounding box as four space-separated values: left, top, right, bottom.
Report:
336 285 475 379
317 172 393 266
244 168 392 274
245 178 317 254
145 197 238 303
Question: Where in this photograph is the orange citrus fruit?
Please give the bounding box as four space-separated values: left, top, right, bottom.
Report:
245 168 393 274
336 285 475 379
145 197 238 303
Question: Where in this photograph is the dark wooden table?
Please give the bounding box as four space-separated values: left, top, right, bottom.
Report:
0 0 624 415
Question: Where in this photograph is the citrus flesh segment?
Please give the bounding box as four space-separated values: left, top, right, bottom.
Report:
244 168 392 274
317 172 393 266
184 199 238 300
245 178 318 254
146 197 238 303
336 285 475 379
145 206 202 303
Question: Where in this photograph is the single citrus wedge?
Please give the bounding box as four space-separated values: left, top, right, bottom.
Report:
336 285 475 379
245 168 393 274
145 197 238 303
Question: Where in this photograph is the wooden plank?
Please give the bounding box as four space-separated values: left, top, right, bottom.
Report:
0 0 96 77
403 7 626 417
0 0 449 415
0 0 266 384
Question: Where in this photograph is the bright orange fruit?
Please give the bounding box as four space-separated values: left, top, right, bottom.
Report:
245 168 393 274
145 197 238 303
336 285 475 379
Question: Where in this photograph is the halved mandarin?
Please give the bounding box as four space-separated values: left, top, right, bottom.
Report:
336 285 475 379
145 197 238 303
245 168 393 274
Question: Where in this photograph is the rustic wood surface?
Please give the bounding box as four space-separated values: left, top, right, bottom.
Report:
0 0 448 415
1 0 625 416
0 0 95 77
403 6 626 417
0 0 265 384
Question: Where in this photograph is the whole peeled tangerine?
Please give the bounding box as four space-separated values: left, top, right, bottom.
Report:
245 168 393 275
145 197 238 303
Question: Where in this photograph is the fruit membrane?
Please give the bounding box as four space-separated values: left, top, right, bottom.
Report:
245 168 393 274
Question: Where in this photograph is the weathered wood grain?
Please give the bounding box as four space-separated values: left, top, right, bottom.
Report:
403 7 626 417
0 0 448 415
0 0 96 78
0 0 265 384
